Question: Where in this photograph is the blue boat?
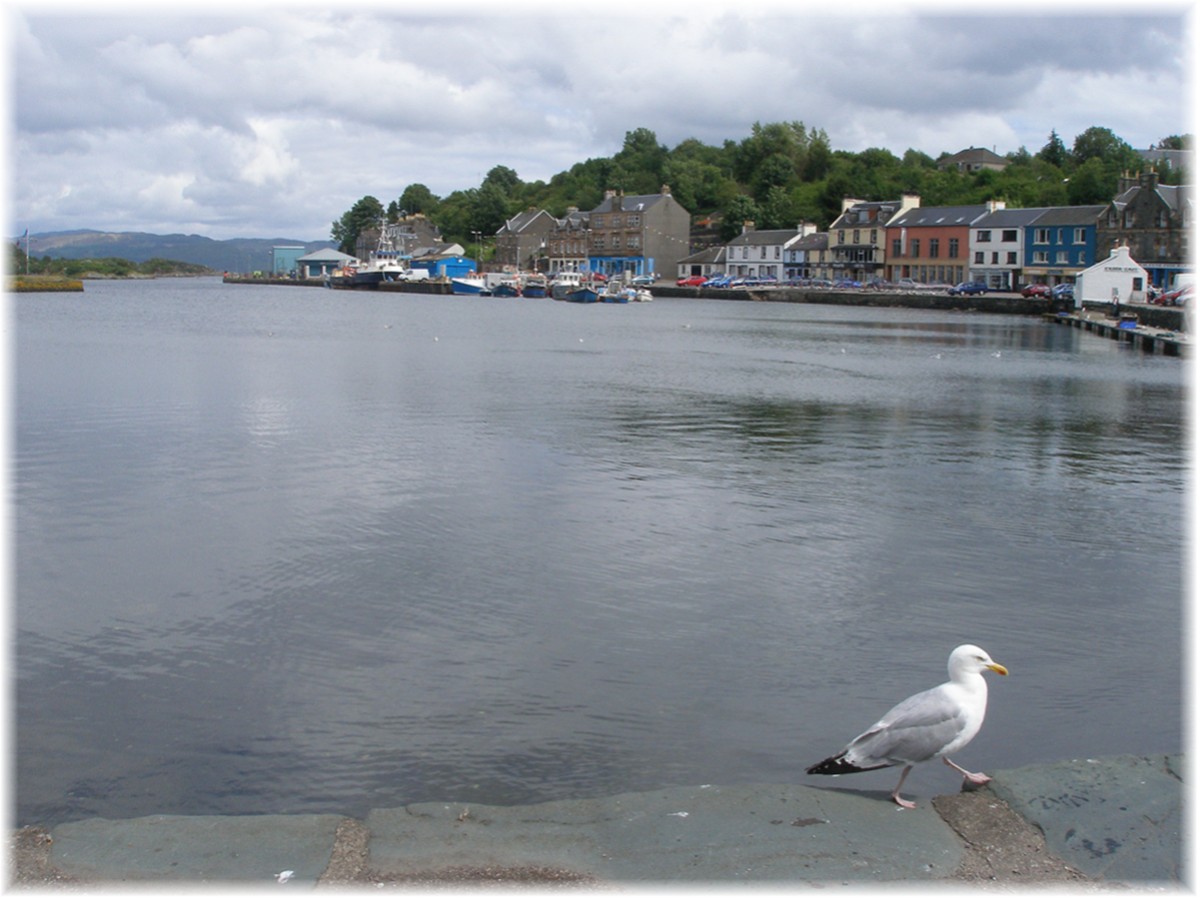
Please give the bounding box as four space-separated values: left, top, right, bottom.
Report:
451 275 487 295
566 286 600 303
521 275 548 298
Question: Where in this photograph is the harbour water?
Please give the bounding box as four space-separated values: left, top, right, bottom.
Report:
14 277 1185 827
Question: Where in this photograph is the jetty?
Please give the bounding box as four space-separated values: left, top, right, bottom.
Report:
1048 304 1188 356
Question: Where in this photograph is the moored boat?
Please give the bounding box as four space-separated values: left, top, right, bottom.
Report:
521 274 548 297
550 271 585 300
566 285 601 303
451 275 488 295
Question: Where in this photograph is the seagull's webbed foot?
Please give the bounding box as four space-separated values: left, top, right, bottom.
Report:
943 757 991 785
891 792 917 810
891 764 916 809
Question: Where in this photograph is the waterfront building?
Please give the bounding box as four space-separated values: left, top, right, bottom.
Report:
1097 170 1191 288
828 195 920 283
724 222 817 281
586 186 690 280
1020 205 1107 288
675 245 726 281
296 247 355 279
493 208 557 272
271 245 306 276
545 207 590 276
784 230 831 282
884 202 1001 285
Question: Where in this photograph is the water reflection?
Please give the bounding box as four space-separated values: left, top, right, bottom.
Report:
15 283 1184 826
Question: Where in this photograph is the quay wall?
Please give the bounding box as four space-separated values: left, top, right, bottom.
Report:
220 276 1187 333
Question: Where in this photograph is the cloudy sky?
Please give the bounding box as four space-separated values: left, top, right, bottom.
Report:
7 1 1194 242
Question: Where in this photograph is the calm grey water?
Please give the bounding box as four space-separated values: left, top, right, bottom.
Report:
14 277 1185 826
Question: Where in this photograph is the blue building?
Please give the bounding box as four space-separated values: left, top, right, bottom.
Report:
1022 205 1108 286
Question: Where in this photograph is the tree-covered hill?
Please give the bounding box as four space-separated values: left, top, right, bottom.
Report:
333 123 1190 257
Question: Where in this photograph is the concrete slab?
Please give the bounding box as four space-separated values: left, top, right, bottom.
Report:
366 782 966 885
988 754 1184 886
48 813 344 886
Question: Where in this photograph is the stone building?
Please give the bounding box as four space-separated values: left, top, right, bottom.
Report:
1097 170 1191 287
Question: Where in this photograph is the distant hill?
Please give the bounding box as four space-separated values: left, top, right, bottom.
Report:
15 230 335 274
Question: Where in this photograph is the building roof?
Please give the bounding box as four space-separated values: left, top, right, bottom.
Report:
1028 205 1107 226
888 205 993 228
678 246 726 265
830 198 912 229
792 232 829 251
726 228 808 247
496 208 553 235
592 191 671 214
297 247 354 263
938 147 1008 170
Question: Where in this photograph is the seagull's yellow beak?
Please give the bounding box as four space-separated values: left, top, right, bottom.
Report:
987 662 1008 676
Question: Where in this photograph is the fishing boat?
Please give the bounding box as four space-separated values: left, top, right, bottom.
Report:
491 275 522 297
450 275 488 295
521 274 548 298
565 285 601 303
550 271 585 300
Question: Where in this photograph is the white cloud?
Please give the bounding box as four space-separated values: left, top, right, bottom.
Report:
8 3 1193 240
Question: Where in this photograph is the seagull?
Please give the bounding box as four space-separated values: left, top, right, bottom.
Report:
805 644 1008 809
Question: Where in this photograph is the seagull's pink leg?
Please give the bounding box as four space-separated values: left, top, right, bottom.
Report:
890 765 916 809
943 757 991 785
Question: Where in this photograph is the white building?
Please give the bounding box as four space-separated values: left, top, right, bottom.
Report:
1074 244 1149 309
724 223 817 281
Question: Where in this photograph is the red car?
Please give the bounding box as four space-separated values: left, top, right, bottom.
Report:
676 275 707 287
1021 284 1052 299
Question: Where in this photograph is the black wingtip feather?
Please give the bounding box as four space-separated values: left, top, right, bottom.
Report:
806 755 889 776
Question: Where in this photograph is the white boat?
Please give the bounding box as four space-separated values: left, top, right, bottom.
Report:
550 271 585 300
451 275 488 295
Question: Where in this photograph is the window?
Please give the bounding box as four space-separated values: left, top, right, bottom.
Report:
929 238 940 258
974 251 984 264
911 239 921 257
774 246 780 259
892 238 902 256
1073 228 1087 244
838 230 845 243
1033 251 1048 263
627 215 641 227
1034 228 1050 244
870 230 877 244
977 230 992 242
1002 230 1018 242
992 252 999 264
949 238 959 257
1055 251 1068 264
1007 252 1017 264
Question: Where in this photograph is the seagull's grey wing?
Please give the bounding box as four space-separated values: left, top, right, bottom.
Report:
843 685 968 767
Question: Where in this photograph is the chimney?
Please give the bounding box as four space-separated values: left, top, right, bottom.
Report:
661 184 671 196
742 221 755 234
841 197 865 213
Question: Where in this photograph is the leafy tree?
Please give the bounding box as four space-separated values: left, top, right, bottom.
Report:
331 195 384 255
1066 157 1112 204
483 165 522 195
720 194 761 240
398 184 439 216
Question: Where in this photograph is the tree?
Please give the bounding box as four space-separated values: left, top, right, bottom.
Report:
482 165 522 195
720 194 761 240
1071 126 1139 169
1037 130 1068 168
398 184 439 216
331 195 385 255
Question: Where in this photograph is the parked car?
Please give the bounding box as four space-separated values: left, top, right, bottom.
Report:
631 274 655 286
1051 283 1074 301
894 278 924 290
1159 285 1192 306
676 275 706 287
832 279 862 289
947 281 989 296
1020 283 1052 299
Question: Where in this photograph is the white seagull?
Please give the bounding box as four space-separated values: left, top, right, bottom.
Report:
805 644 1008 809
